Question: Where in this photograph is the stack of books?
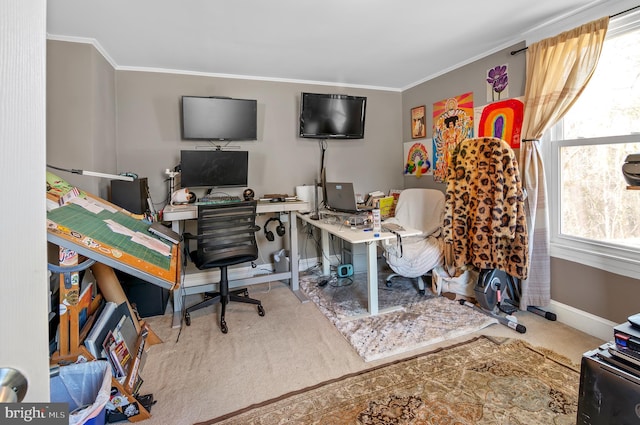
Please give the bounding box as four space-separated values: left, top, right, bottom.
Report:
84 302 143 388
608 314 640 370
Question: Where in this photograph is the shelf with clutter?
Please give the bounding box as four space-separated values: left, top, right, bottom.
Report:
48 248 161 422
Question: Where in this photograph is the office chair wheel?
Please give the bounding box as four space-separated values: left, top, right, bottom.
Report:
185 312 191 326
258 305 265 316
220 318 228 334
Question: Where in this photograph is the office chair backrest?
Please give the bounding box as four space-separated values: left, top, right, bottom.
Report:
195 201 259 268
395 188 445 235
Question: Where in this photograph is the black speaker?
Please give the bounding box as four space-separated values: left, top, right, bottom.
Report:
118 273 170 318
111 178 148 214
264 217 285 241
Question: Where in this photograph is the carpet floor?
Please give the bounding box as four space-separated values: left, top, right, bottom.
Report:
139 279 603 425
196 335 581 424
299 272 497 361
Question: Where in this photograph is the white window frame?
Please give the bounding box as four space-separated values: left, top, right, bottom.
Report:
544 124 640 280
543 10 640 280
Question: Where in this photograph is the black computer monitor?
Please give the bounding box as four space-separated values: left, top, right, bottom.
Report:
179 150 248 188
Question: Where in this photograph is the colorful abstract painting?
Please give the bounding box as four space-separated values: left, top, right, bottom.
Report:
474 97 524 148
403 141 431 177
432 92 474 183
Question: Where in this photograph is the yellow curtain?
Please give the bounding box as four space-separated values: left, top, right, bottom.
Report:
518 16 608 309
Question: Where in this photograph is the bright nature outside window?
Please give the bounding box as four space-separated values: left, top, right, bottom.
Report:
546 11 640 278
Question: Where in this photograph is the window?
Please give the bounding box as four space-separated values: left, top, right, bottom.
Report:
545 11 640 279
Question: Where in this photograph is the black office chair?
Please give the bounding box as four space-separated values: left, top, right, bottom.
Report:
183 201 265 333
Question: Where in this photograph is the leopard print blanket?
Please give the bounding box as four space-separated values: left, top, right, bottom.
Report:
443 137 529 280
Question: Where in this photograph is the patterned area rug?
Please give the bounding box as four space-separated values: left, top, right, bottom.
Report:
196 336 580 425
298 272 497 361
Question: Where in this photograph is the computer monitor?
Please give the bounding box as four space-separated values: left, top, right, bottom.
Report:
180 150 248 188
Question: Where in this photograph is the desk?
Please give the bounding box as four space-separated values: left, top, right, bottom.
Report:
297 211 421 316
163 200 309 328
47 197 180 292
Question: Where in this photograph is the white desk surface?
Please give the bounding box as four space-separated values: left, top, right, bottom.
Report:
297 210 421 243
163 199 309 221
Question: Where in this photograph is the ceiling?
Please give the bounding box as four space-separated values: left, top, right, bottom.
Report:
47 0 605 91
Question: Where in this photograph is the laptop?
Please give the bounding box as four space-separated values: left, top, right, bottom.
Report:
324 182 373 214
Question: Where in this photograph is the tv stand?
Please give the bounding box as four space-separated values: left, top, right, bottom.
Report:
578 343 640 423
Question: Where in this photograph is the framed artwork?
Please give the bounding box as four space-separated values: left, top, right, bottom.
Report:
403 141 432 177
486 64 509 102
411 105 426 139
432 92 474 183
474 97 524 148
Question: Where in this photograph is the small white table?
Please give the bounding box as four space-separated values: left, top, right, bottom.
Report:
163 200 309 327
297 211 421 316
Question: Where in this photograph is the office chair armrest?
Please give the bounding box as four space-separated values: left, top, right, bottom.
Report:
183 232 213 243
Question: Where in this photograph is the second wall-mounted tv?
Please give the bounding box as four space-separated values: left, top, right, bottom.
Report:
299 92 367 139
181 96 257 141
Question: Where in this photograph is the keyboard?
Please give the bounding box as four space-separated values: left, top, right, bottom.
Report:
197 195 242 205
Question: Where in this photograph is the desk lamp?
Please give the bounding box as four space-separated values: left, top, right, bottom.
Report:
47 164 134 181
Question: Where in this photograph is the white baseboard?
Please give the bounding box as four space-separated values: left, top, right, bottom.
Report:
547 300 616 342
182 257 323 289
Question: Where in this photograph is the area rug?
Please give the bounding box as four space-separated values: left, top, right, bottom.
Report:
196 336 580 425
298 272 497 361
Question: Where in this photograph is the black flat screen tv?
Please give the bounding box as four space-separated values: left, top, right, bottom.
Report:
181 96 257 141
180 150 248 188
299 92 367 139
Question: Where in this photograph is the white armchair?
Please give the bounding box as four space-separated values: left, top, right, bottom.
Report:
382 188 445 295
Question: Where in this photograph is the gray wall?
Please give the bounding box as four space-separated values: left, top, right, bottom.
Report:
47 40 117 198
113 71 403 206
46 39 640 324
552 259 639 323
46 39 403 264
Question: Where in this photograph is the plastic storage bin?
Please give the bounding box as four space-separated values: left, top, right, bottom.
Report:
50 361 111 425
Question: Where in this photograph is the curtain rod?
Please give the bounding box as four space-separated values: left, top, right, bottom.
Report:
509 4 640 56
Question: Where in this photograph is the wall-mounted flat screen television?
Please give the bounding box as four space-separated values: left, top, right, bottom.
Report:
181 96 257 141
299 92 367 139
180 150 249 188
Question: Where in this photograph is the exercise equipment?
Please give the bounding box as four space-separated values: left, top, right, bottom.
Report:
467 268 557 333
